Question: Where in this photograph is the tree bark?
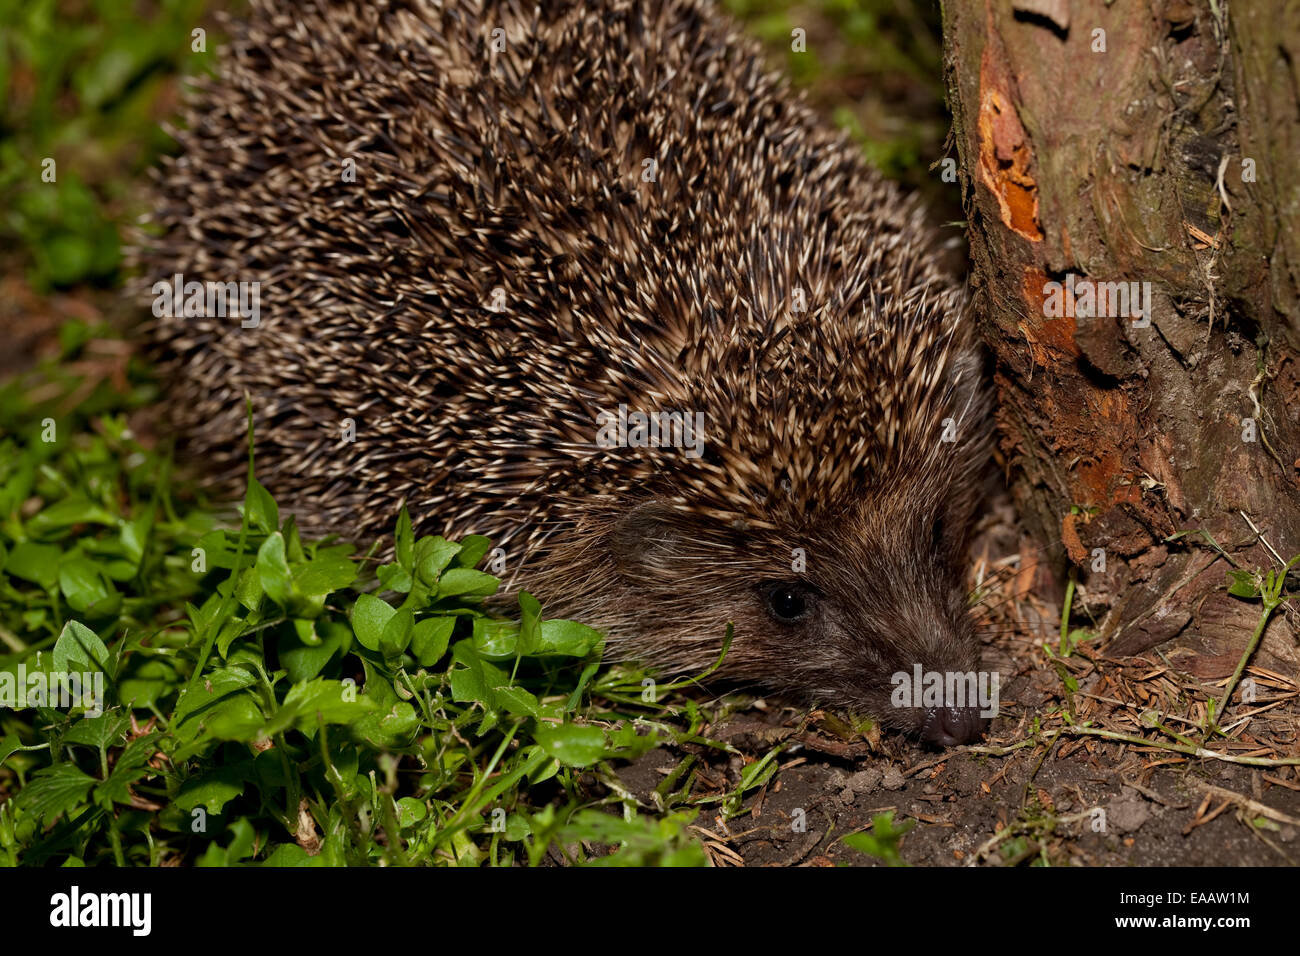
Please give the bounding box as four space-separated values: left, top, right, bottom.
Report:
942 0 1300 676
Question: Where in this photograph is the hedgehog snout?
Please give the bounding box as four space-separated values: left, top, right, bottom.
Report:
905 627 992 746
848 590 990 745
920 705 989 746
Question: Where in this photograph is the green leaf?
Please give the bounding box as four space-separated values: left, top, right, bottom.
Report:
215 617 246 659
354 700 420 749
436 568 499 599
380 608 414 659
52 620 113 679
262 678 375 736
176 766 247 814
555 809 707 867
377 562 413 593
256 532 293 605
117 655 180 709
58 556 121 618
279 620 352 683
4 541 62 588
842 812 916 866
410 616 456 667
173 666 258 734
19 763 97 825
27 495 118 532
63 712 130 750
283 516 306 563
98 735 159 806
474 619 520 658
454 535 493 568
42 234 96 286
494 684 543 719
260 843 327 867
77 43 141 108
518 591 542 655
396 796 427 829
358 658 397 708
196 818 259 867
234 566 264 612
448 638 507 708
351 594 396 651
202 692 267 741
536 619 603 657
293 618 324 647
414 536 461 585
244 479 279 533
194 529 238 570
295 553 357 596
119 515 149 565
534 723 608 767
0 733 23 769
1226 569 1261 599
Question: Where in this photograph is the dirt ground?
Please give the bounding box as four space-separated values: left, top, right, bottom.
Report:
603 674 1300 866
609 698 1300 867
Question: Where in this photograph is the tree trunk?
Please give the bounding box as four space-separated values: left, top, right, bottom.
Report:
942 0 1300 677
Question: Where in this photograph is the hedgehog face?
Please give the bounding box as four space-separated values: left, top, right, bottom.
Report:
605 495 989 746
764 571 986 745
747 505 988 746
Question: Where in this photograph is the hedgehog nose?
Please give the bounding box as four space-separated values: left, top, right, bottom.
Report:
922 706 988 746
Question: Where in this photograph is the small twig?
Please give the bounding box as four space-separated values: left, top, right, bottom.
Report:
1239 511 1286 568
1192 780 1300 827
1022 728 1064 808
1060 724 1300 767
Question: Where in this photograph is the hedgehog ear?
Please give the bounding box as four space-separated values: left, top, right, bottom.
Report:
608 500 687 578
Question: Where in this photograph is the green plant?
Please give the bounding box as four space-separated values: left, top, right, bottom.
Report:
0 338 721 866
0 0 211 288
842 810 915 866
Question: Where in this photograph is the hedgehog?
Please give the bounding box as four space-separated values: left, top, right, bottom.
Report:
138 0 993 745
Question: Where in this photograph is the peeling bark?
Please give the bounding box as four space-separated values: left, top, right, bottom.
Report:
942 0 1300 675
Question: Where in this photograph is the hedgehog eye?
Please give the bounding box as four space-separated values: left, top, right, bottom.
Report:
763 582 814 624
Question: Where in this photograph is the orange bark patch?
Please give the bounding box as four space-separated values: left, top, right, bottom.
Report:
1061 512 1087 564
1017 267 1141 509
1019 268 1079 362
977 75 1043 242
1075 455 1139 506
